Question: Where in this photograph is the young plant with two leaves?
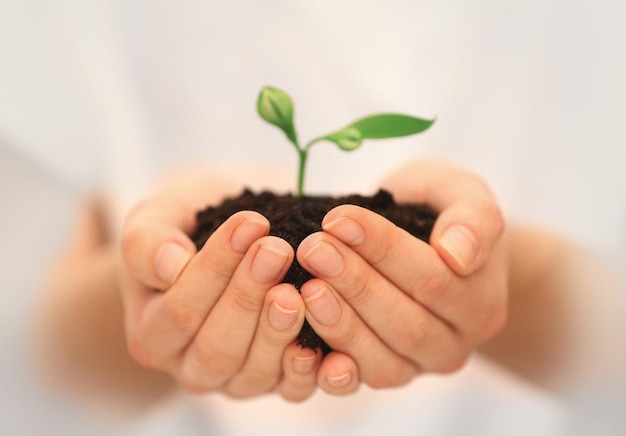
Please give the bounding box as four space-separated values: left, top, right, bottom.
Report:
257 86 435 196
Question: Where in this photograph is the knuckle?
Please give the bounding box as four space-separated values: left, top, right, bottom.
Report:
407 259 451 304
232 288 265 314
317 313 359 350
163 298 204 337
398 321 430 364
185 346 241 387
201 252 237 282
405 319 429 346
366 235 395 269
342 272 376 306
345 274 373 305
332 320 360 347
421 269 451 304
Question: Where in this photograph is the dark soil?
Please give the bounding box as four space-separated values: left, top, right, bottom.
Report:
192 189 437 354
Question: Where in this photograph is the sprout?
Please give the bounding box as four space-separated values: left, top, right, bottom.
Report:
257 86 435 196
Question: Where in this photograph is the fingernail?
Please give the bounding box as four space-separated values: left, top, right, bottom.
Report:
154 242 194 286
304 285 341 326
302 241 344 277
231 218 268 253
323 217 365 246
439 225 479 272
250 244 290 283
293 354 317 374
327 371 351 388
268 301 300 331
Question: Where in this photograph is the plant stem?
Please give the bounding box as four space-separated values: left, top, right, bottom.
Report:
297 148 308 197
296 137 326 197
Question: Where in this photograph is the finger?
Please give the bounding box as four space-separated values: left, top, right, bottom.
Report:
277 344 321 402
120 172 241 290
381 159 504 275
316 351 360 395
225 284 305 397
321 206 463 319
298 237 465 372
121 199 198 291
322 206 507 343
179 236 294 391
123 211 270 366
300 279 419 388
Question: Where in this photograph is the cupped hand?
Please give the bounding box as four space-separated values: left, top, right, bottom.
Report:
296 159 508 392
119 172 320 400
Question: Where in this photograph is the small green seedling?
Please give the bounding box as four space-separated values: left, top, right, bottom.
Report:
257 86 435 196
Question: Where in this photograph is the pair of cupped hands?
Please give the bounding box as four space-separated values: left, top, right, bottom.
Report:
119 160 507 402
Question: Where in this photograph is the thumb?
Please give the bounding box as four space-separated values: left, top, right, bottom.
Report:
382 159 504 276
430 193 505 276
120 203 197 291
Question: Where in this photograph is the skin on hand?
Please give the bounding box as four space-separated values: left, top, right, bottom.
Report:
278 344 323 402
40 161 623 406
119 160 507 396
119 172 318 400
296 159 508 391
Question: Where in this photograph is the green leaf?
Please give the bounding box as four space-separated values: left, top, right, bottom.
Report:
318 113 435 152
257 86 299 146
348 113 435 139
323 127 363 151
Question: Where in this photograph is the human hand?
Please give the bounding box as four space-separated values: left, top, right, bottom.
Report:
119 172 321 401
295 159 508 393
